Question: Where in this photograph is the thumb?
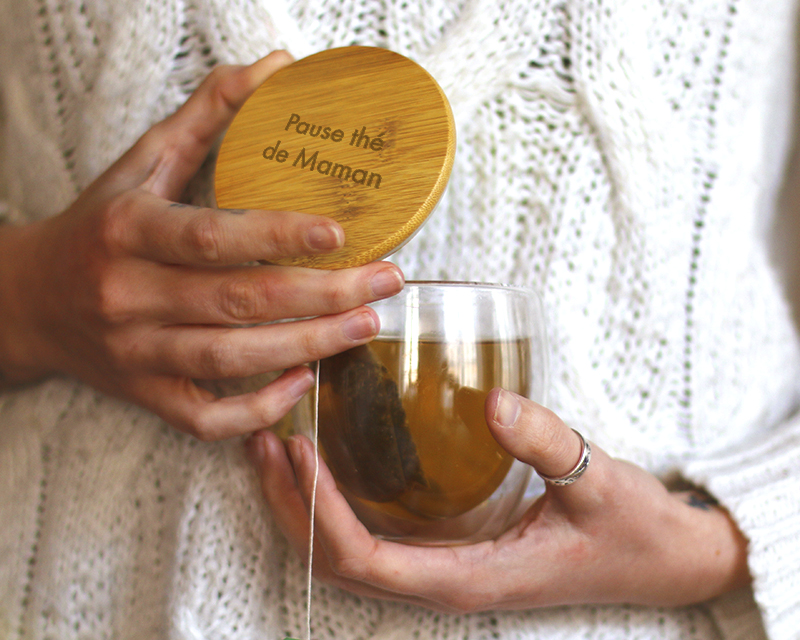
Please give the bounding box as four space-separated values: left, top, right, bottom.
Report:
104 51 295 200
484 388 588 485
144 50 295 198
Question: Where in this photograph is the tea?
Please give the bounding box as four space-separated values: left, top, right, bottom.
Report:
317 337 532 523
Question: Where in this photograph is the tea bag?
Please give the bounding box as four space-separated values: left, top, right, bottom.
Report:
318 345 427 502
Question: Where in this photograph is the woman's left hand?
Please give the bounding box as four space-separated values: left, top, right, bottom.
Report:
248 389 751 613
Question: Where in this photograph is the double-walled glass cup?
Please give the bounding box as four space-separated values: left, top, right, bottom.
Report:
301 281 548 544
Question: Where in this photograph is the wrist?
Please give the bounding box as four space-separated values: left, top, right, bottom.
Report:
0 221 59 385
671 489 752 602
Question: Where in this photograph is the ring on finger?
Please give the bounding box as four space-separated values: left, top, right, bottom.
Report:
537 429 592 487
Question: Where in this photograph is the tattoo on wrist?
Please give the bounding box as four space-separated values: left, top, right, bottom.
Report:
685 490 719 511
665 477 720 511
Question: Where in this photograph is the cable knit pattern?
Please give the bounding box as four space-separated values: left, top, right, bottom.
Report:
2 0 800 638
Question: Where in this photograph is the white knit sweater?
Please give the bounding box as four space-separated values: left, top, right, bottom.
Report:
2 0 800 638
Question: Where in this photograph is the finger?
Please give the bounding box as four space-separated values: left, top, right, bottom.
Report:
92 52 293 200
119 191 344 266
284 434 499 613
135 365 314 440
142 52 294 199
249 430 316 562
251 432 458 609
485 389 584 478
485 389 606 506
142 307 381 379
146 261 403 325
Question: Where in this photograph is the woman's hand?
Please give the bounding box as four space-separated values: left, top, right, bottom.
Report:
0 51 404 440
250 389 751 612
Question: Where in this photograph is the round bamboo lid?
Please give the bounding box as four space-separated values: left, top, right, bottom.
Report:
214 46 455 269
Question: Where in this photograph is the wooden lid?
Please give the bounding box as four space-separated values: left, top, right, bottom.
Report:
214 46 455 269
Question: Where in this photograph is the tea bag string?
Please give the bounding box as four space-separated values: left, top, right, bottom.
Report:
284 362 319 640
305 360 321 640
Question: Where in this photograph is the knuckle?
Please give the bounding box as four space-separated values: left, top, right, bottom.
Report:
310 562 351 591
219 277 267 323
296 327 327 363
329 555 371 582
197 333 238 378
207 64 233 86
327 536 378 583
204 65 245 115
244 393 283 430
175 401 225 442
320 278 350 312
184 213 225 263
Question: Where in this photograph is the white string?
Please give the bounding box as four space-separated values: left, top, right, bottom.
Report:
305 360 321 640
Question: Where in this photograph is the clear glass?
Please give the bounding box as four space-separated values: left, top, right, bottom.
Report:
298 281 548 544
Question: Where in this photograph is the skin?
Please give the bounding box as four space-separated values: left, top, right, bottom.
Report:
249 389 752 613
0 51 405 440
0 52 750 612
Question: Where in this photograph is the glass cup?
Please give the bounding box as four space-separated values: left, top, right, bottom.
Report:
298 281 548 544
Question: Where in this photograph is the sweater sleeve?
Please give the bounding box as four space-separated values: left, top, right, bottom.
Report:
680 412 800 640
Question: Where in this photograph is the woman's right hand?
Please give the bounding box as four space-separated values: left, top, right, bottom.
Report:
0 51 404 440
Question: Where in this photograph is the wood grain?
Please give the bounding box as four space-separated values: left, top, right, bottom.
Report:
215 46 455 269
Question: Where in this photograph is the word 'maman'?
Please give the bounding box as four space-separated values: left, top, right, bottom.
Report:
263 142 382 189
260 113 386 189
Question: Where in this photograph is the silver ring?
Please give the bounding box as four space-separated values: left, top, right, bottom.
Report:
537 429 592 486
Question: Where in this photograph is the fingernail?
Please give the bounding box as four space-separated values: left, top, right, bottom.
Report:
342 310 377 341
288 367 315 399
306 224 344 251
369 267 404 299
493 390 521 428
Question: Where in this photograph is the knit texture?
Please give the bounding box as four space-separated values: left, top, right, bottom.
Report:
2 0 800 638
